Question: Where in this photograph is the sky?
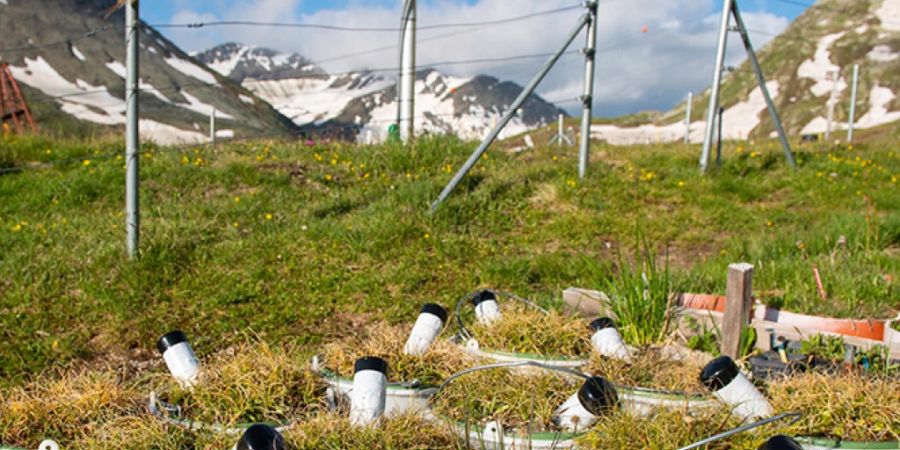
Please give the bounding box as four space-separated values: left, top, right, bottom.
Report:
141 0 812 117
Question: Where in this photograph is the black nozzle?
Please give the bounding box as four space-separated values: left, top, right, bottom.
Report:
589 317 616 332
471 290 498 307
700 355 740 391
354 356 389 375
757 435 802 450
577 376 618 416
156 330 189 355
236 424 285 450
421 303 449 324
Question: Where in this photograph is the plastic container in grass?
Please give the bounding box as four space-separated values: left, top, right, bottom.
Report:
314 317 477 416
432 361 617 450
454 289 592 371
149 339 326 433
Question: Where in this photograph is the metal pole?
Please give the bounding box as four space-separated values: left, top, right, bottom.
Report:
848 64 859 143
210 108 216 145
399 0 416 141
716 106 724 167
431 15 590 212
700 0 734 172
578 0 598 180
558 113 565 148
125 0 140 258
685 92 693 144
731 0 796 168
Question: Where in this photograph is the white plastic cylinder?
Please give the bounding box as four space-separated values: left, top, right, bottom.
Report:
235 423 285 450
472 290 501 325
589 318 631 362
403 303 448 356
157 331 200 387
552 376 618 432
700 355 773 421
349 357 388 427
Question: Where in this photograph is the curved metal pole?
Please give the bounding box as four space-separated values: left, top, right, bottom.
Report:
677 411 802 450
430 14 590 211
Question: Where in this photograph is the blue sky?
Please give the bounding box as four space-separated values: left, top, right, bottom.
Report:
142 0 809 28
142 0 812 116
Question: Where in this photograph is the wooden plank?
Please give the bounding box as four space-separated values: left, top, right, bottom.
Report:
722 263 754 359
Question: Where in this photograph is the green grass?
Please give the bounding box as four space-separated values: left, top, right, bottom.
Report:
0 131 898 389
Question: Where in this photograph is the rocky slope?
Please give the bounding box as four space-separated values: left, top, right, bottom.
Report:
195 43 565 141
0 0 297 144
592 0 900 145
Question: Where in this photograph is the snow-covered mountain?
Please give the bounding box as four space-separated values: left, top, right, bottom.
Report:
195 43 565 141
0 0 296 144
591 0 900 145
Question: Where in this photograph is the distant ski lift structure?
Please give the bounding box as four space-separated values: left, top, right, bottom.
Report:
699 0 796 172
0 63 38 134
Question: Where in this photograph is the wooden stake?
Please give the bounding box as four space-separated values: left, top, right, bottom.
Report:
723 263 754 359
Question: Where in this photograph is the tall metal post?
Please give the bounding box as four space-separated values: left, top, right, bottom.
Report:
730 0 795 168
398 0 416 141
558 113 565 148
700 0 734 172
431 15 590 211
210 108 216 145
684 92 693 144
578 0 598 180
125 0 140 258
847 64 859 143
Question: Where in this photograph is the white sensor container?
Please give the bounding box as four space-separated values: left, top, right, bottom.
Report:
349 357 388 427
472 290 501 325
700 355 773 421
403 303 448 356
553 376 618 432
157 330 200 387
589 318 632 362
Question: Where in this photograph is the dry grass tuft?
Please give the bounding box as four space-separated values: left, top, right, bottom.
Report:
320 321 475 385
285 412 460 449
0 368 141 449
158 339 325 426
432 368 579 431
584 346 707 393
766 372 900 442
467 301 591 358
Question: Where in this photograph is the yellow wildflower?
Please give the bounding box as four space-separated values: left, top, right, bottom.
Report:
82 159 91 166
265 213 273 221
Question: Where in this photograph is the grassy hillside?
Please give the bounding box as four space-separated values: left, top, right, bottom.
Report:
1 132 897 387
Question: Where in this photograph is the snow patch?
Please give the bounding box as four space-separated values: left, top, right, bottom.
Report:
106 61 126 78
176 91 233 119
215 129 235 138
164 57 218 85
239 94 255 104
140 120 207 145
875 0 900 31
797 32 847 97
105 61 171 103
71 46 86 61
867 45 898 61
590 82 780 145
856 85 900 128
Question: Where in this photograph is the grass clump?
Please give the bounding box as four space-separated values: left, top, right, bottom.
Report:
320 321 475 386
159 339 325 426
585 346 707 393
467 300 592 358
432 368 578 431
0 368 140 449
767 372 900 442
604 248 675 347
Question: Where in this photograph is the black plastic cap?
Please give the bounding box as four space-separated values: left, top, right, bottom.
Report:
589 317 616 332
156 330 189 355
471 290 498 306
700 355 740 391
577 376 618 416
757 435 803 450
421 303 449 324
236 424 285 450
354 356 389 375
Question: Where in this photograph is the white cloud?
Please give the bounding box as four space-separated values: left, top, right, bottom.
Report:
160 0 790 116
